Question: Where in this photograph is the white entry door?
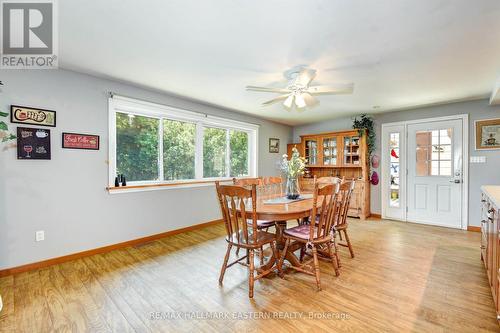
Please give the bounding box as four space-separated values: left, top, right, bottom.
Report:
407 119 463 228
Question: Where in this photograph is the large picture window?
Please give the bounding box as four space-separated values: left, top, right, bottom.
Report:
109 95 258 187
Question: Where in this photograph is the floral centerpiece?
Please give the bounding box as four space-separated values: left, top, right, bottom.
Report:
280 146 306 199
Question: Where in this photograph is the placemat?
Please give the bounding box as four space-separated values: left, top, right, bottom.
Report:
263 193 313 204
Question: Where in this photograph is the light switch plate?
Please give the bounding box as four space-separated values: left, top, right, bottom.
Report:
470 156 486 163
35 230 45 242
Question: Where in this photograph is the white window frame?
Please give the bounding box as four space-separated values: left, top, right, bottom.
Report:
108 95 259 189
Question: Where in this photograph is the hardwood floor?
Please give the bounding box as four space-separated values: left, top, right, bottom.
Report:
1 218 499 332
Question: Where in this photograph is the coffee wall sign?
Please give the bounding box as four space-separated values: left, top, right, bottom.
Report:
11 105 56 127
62 132 99 150
17 127 51 160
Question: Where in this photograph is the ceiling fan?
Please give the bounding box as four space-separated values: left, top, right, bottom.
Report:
246 66 354 109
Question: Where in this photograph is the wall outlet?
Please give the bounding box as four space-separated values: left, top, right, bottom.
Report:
35 230 45 242
470 156 486 163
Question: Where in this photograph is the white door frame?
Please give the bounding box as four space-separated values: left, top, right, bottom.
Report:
381 114 469 230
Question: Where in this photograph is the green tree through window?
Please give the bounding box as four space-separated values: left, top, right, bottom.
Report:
116 112 159 181
114 107 254 183
163 119 195 180
230 130 248 177
203 127 226 178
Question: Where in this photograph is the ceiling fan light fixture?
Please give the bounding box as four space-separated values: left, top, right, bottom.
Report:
295 94 306 108
283 95 294 108
247 66 354 111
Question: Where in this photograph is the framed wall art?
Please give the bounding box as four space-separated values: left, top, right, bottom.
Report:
475 118 500 150
10 105 56 127
269 138 280 153
17 127 51 160
62 132 100 150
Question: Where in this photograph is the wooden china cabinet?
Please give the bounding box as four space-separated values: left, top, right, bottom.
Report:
288 129 371 219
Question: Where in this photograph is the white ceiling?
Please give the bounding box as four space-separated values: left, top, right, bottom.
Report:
60 0 500 125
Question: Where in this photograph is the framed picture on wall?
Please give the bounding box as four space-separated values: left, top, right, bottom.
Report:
62 132 100 150
475 118 500 150
17 127 51 160
269 138 280 153
10 105 56 127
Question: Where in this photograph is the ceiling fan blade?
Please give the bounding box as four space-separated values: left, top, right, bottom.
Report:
283 95 294 108
295 68 317 87
301 92 319 107
261 94 291 106
307 83 354 95
246 85 290 94
295 94 306 108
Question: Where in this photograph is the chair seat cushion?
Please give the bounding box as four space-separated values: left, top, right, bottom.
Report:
229 230 276 247
246 219 275 228
284 224 319 240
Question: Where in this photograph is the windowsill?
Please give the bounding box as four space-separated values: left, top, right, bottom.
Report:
106 178 239 194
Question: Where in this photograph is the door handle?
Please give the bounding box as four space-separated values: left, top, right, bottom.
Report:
449 179 461 183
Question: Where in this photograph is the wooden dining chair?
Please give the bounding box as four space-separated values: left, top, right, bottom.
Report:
233 177 276 263
215 182 282 298
262 176 282 185
232 177 263 186
317 176 343 185
278 182 340 291
298 176 340 228
335 180 356 259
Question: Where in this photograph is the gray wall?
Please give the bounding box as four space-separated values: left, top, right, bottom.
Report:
0 69 292 269
293 99 500 226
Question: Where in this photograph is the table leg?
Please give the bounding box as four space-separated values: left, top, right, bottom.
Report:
259 221 303 272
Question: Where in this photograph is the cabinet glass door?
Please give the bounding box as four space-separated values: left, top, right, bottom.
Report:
304 139 318 165
322 137 338 166
343 135 361 165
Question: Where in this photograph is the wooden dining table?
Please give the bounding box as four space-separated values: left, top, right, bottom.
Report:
241 192 322 271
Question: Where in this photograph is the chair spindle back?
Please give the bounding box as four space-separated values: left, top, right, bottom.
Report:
216 182 258 246
310 182 340 241
335 180 355 228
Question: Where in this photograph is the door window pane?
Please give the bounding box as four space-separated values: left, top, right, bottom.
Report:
416 129 452 176
203 127 227 178
116 112 159 181
230 130 248 177
389 132 400 207
163 119 196 180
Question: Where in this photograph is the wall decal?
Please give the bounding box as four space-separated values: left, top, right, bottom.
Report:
17 127 51 160
62 132 99 150
10 105 56 127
